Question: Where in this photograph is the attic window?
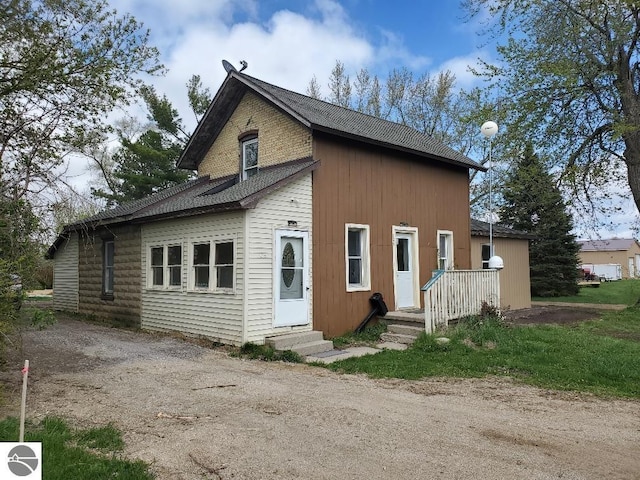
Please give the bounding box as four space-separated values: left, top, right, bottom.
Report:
242 137 258 180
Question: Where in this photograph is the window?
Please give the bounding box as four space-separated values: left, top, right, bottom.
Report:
148 245 182 288
103 239 114 296
345 224 370 291
437 230 454 270
242 137 258 179
168 245 182 286
481 244 491 270
151 247 164 286
215 242 234 289
193 243 210 289
189 240 235 292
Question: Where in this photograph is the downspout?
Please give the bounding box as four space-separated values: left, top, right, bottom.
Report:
355 292 388 334
241 211 250 345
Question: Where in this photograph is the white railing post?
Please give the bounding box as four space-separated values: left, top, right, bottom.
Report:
422 270 500 332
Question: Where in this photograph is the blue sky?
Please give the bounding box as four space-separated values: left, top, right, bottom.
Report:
69 0 635 238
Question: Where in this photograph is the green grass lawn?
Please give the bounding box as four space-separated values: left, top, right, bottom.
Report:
532 278 640 305
327 307 640 398
0 417 154 479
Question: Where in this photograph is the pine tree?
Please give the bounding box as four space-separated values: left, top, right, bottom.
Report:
499 143 580 297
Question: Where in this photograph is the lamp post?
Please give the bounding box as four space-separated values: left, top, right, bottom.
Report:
481 121 503 270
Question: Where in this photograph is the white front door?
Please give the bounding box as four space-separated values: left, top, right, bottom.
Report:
395 233 416 309
274 230 309 327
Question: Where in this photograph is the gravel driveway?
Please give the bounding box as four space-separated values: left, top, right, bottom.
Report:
2 316 639 480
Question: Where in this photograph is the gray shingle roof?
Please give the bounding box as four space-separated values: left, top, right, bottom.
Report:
47 159 317 258
470 219 534 240
578 238 638 252
178 72 483 171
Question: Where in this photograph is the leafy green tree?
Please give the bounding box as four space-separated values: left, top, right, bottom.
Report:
464 0 640 217
0 0 162 202
499 144 580 297
92 76 211 206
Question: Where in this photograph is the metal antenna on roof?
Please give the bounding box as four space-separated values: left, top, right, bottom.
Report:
239 60 248 72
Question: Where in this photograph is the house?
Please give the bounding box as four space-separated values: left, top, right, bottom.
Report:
578 239 640 279
469 219 533 310
48 69 485 345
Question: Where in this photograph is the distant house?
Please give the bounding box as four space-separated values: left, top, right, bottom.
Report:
578 239 640 279
48 69 486 345
470 219 533 310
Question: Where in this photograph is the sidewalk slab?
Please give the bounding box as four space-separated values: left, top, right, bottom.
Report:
305 346 380 364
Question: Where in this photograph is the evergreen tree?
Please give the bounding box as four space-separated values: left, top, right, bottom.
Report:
93 76 211 206
499 144 580 297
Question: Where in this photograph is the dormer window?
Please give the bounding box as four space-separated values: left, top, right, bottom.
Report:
242 137 258 180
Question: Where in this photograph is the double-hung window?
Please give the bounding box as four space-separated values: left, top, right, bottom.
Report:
215 242 234 289
149 245 182 288
103 239 115 296
190 240 235 292
346 224 370 291
481 243 491 270
193 243 211 289
242 137 258 180
437 230 454 270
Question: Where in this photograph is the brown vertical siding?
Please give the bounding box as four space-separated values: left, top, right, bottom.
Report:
78 225 141 326
470 236 531 310
312 134 472 337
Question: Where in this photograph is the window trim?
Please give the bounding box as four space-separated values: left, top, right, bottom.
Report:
188 238 236 294
481 243 491 270
102 239 115 299
213 240 235 291
241 136 258 180
345 223 371 292
437 230 454 270
147 244 183 290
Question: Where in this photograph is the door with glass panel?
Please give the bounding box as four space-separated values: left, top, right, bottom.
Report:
274 230 309 327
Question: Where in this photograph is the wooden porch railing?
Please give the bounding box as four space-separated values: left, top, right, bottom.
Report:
422 270 500 333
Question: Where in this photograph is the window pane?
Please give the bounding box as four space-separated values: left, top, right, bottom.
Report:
244 140 258 168
348 258 362 284
168 246 181 265
152 266 164 286
348 230 361 256
169 266 181 286
397 238 409 271
105 267 114 293
215 242 233 265
151 247 163 266
195 266 209 288
280 269 303 299
105 241 115 266
217 266 233 289
104 241 114 293
481 244 491 261
439 235 447 256
193 243 210 265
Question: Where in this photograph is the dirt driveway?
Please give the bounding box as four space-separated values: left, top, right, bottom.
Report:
1 316 639 480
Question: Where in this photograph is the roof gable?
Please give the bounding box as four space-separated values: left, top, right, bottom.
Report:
178 71 483 172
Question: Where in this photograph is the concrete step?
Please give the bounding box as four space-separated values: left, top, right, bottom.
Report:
383 310 424 326
290 340 335 356
265 331 324 350
379 332 418 345
387 324 424 336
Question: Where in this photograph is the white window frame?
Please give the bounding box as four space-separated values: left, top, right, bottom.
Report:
147 244 183 290
188 239 236 294
242 137 258 180
214 240 235 292
345 224 371 292
481 243 491 270
437 230 454 270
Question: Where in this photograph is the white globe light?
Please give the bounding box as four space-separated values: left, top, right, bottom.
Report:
481 121 498 138
488 255 504 270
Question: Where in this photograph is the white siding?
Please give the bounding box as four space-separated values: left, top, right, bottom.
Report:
141 212 245 345
53 232 79 312
245 174 313 343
